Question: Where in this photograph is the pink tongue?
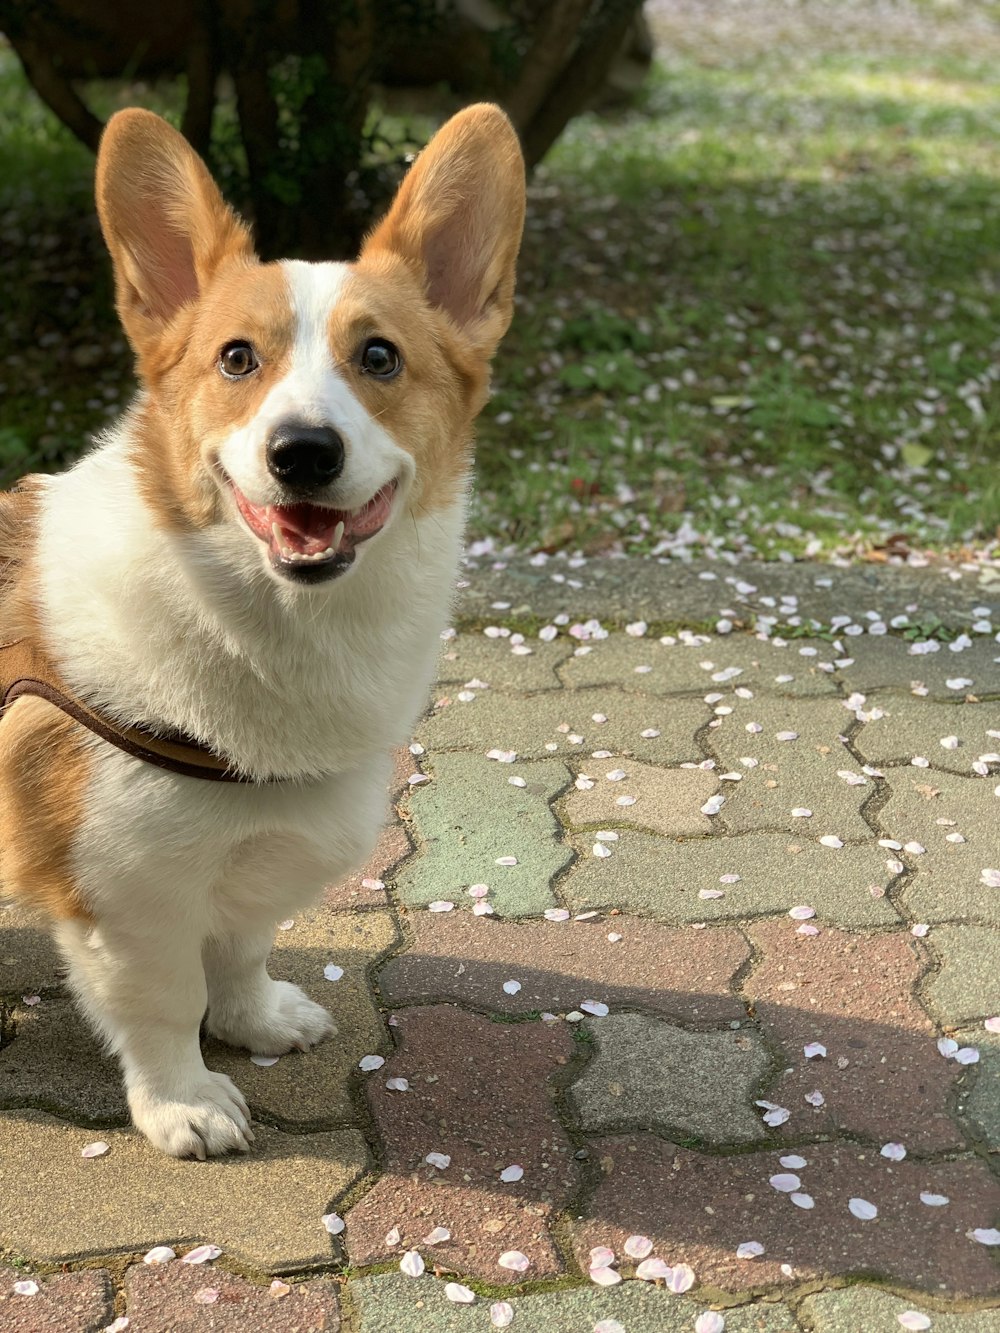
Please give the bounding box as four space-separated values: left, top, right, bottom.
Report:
271 503 343 555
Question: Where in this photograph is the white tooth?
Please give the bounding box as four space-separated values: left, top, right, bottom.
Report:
319 546 335 557
332 520 345 552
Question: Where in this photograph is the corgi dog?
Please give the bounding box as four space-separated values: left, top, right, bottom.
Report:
0 105 524 1157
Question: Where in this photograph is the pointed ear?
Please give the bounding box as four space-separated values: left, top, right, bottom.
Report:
362 104 526 356
95 109 254 356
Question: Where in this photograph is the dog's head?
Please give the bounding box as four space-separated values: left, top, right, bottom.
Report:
95 106 524 586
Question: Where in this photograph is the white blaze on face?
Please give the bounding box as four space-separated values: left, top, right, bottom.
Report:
216 260 414 512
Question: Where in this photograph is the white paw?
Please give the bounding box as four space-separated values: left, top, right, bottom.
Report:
130 1070 253 1159
207 980 336 1056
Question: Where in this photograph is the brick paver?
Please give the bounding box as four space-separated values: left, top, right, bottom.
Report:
3 564 1000 1329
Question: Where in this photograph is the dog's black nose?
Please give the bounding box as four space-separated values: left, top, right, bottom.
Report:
266 424 345 492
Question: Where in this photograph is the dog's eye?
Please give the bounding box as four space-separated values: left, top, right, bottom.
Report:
359 338 402 379
219 342 259 378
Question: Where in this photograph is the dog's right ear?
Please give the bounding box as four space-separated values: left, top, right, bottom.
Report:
96 110 254 361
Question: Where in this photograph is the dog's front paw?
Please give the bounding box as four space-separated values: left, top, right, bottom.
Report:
130 1070 253 1159
207 980 336 1056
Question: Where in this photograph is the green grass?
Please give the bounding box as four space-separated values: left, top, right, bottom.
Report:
1 3 998 564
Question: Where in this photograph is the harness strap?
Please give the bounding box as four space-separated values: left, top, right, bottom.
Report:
0 638 258 784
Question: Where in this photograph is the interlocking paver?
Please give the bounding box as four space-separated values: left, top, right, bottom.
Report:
436 634 574 691
345 1005 578 1281
568 1012 770 1144
0 899 63 997
0 995 126 1122
572 1135 1000 1296
880 771 1000 925
123 1264 340 1331
745 921 962 1150
954 1026 1000 1148
0 1266 113 1333
563 830 899 926
558 634 840 698
206 908 396 1125
377 912 750 1024
559 755 717 835
841 635 1000 700
709 697 873 838
802 1286 1000 1331
350 1273 802 1332
0 1110 368 1268
395 753 571 914
415 688 708 764
922 926 1000 1025
853 696 997 776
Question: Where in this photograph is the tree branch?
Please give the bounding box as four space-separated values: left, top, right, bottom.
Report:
503 0 593 130
6 33 103 151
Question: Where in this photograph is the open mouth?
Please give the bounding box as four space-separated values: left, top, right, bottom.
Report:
231 479 398 583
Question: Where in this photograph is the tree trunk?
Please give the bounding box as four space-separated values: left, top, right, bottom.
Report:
518 0 644 168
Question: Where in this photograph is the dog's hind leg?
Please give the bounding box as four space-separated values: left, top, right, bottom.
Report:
203 925 336 1056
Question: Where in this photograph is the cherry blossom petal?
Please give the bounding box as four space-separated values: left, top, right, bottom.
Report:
589 1246 615 1269
780 1155 807 1169
580 1000 610 1017
624 1234 653 1259
897 1314 931 1331
594 1323 626 1333
770 1173 801 1193
386 1077 410 1092
193 1288 220 1305
667 1262 696 1293
81 1141 110 1159
696 1314 726 1333
971 1228 1000 1245
321 1214 345 1236
358 1054 385 1072
848 1198 878 1220
635 1257 672 1281
790 1193 814 1209
400 1250 425 1277
143 1246 176 1265
500 1165 524 1183
498 1251 531 1272
491 1301 515 1327
323 964 344 982
428 900 455 912
385 1227 401 1246
445 1283 476 1304
182 1244 222 1263
789 905 816 920
503 980 522 995
736 1241 765 1259
425 1152 451 1169
880 1142 906 1161
803 1042 826 1059
920 1193 949 1207
269 1279 291 1298
423 1226 451 1245
590 1266 622 1287
11 1280 38 1296
956 1047 980 1065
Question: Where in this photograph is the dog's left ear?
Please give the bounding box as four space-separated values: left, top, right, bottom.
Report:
362 104 526 357
96 109 255 361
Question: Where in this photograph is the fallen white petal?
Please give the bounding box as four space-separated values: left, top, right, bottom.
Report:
182 1243 222 1264
12 1280 38 1296
789 905 816 920
770 1173 801 1192
804 1042 827 1059
322 1214 345 1236
819 835 844 849
590 1266 622 1287
780 1154 807 1169
500 1165 524 1183
143 1246 176 1265
790 1193 815 1209
428 900 455 912
323 963 344 982
580 1000 609 1017
667 1262 695 1293
498 1250 530 1272
424 1226 451 1245
503 980 522 995
400 1250 425 1277
972 1228 1000 1245
193 1288 220 1305
920 1193 949 1206
544 907 570 921
359 1054 385 1072
938 1037 959 1058
385 1226 401 1246
736 1241 765 1259
897 1314 931 1331
695 1314 726 1333
81 1141 110 1159
386 1077 410 1092
425 1152 451 1169
491 1301 515 1327
594 1322 626 1333
635 1257 672 1281
880 1142 906 1161
624 1234 653 1259
445 1282 476 1304
956 1047 980 1065
848 1198 878 1220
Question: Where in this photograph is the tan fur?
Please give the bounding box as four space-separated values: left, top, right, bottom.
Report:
127 262 294 532
0 696 92 921
331 259 488 514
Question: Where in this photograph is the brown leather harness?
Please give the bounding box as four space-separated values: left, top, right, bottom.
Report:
0 635 255 783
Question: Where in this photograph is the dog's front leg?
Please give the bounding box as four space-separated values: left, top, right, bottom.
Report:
203 926 335 1056
54 919 253 1159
